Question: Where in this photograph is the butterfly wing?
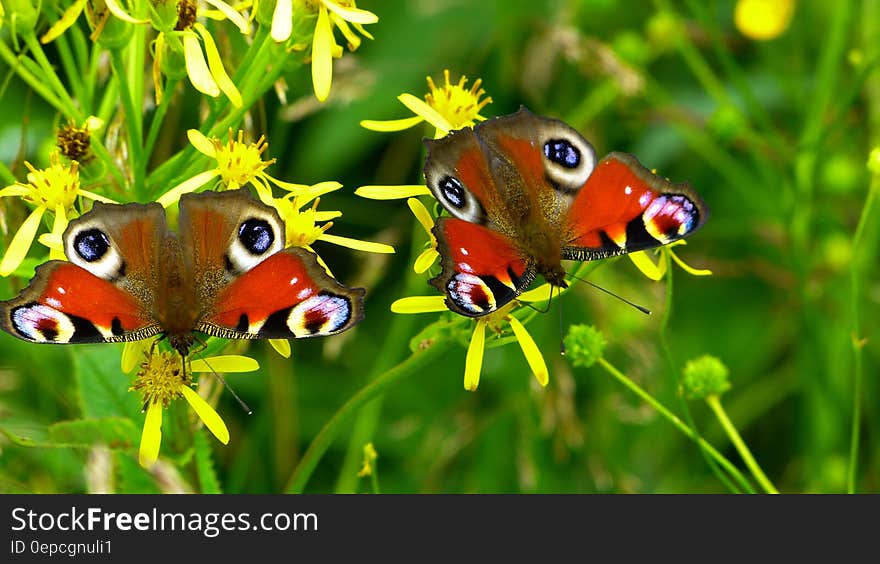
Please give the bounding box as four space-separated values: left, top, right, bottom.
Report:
177 189 364 339
0 201 168 344
430 217 536 317
561 152 708 261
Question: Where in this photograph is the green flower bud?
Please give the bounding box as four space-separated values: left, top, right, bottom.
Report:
563 324 606 368
612 31 650 67
93 11 134 51
681 355 730 400
708 104 747 142
646 11 683 51
821 153 861 195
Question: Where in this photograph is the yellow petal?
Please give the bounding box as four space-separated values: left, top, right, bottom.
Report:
179 385 230 444
398 93 454 135
507 316 549 387
157 170 219 208
45 203 69 259
311 6 334 102
628 251 664 281
669 249 713 276
360 116 426 132
518 283 556 303
182 32 220 98
464 319 487 391
330 15 360 51
187 129 218 157
407 198 435 236
321 0 378 24
318 233 395 253
270 178 342 201
121 340 151 373
40 0 86 43
0 185 31 198
269 339 291 358
314 210 341 221
190 355 260 373
1 206 44 277
202 0 250 34
271 0 293 41
77 189 117 203
414 248 439 274
104 0 149 23
138 401 163 468
354 185 432 199
195 23 242 107
390 295 448 314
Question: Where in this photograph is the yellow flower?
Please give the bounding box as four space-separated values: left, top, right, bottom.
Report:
151 0 248 106
361 69 493 139
131 348 258 468
356 70 493 200
392 287 559 391
268 0 377 102
271 189 395 256
0 153 115 276
734 0 795 41
40 0 147 44
157 129 310 207
627 241 712 281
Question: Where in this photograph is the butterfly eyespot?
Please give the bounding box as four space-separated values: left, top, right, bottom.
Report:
544 139 580 169
440 176 466 209
238 218 274 255
73 228 111 262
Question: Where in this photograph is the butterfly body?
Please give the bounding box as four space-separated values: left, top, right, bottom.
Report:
1 189 365 355
424 108 707 317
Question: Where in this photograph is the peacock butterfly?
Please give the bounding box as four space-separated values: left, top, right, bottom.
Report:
423 107 708 316
0 188 365 355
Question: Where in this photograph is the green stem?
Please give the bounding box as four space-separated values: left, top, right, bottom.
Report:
109 49 144 195
22 32 82 121
846 174 878 493
0 40 66 115
284 339 452 493
706 394 779 494
658 254 746 493
143 76 181 168
597 357 754 492
54 33 88 114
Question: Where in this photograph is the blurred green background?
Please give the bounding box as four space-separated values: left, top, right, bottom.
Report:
0 0 877 493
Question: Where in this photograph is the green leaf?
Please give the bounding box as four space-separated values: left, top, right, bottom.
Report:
193 428 223 494
74 345 141 419
48 417 140 450
115 452 161 494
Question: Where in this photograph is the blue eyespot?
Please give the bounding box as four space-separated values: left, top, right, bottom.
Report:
440 176 466 208
238 218 274 255
544 139 580 169
74 229 110 262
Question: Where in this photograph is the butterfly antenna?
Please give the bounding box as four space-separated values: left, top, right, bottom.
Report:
566 273 652 315
192 340 253 415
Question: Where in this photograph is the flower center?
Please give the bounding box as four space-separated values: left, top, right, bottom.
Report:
131 350 192 408
175 0 197 31
425 70 492 129
214 132 275 187
22 155 81 211
57 123 92 163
